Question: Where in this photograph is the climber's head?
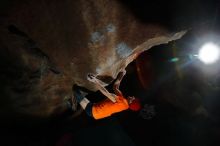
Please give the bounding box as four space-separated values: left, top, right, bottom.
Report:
127 96 141 111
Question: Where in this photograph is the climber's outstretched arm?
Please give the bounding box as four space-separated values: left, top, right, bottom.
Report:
87 74 117 102
87 70 126 101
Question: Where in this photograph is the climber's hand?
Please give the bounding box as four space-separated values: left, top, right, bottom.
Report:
87 73 96 83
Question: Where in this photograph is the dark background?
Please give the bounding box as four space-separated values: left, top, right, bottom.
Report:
1 0 220 146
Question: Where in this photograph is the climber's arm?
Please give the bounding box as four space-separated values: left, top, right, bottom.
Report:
87 74 117 102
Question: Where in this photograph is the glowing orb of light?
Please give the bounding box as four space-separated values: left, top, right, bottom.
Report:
198 42 220 64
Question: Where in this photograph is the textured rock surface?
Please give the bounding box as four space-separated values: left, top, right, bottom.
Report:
0 0 185 118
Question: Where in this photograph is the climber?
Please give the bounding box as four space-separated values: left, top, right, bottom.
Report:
73 71 141 120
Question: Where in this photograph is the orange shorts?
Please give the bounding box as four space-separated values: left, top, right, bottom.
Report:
92 96 129 119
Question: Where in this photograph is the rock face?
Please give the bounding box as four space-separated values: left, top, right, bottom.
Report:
0 0 185 118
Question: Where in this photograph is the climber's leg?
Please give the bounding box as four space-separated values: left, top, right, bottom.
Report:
73 85 93 116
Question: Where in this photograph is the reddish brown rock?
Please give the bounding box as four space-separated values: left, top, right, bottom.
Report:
0 0 185 118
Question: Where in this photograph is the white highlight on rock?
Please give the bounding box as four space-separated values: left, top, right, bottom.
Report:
106 24 116 33
116 42 132 58
91 31 104 43
96 68 102 74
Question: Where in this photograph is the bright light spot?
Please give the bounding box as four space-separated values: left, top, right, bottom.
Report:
198 42 220 64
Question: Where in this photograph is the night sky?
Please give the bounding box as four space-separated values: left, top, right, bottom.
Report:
1 0 220 146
